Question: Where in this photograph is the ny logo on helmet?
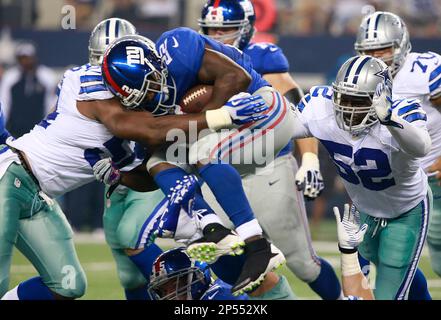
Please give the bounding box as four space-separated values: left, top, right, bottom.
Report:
126 46 149 65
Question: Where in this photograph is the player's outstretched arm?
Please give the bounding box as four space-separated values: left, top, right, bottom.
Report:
373 83 431 157
334 204 374 300
79 96 268 148
79 98 208 147
198 47 252 111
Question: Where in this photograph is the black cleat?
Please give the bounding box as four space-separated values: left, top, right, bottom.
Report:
231 238 286 296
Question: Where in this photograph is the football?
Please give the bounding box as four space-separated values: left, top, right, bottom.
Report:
178 84 213 113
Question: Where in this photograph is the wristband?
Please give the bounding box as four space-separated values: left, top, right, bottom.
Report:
205 108 232 131
341 251 362 277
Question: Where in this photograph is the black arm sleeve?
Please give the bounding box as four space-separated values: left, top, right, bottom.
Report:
284 87 304 105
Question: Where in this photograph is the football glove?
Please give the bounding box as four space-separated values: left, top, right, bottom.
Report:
150 175 203 246
334 203 368 252
372 82 394 125
93 158 121 186
222 93 268 125
295 152 324 200
206 93 268 130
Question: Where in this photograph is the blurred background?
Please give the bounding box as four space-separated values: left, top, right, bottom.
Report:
1 0 440 235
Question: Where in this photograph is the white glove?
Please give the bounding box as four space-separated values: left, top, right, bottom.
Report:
295 152 324 200
93 158 121 186
372 82 393 124
334 203 368 252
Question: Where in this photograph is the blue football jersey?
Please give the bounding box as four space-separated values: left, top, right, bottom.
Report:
200 279 248 300
243 42 293 157
0 103 10 144
243 42 290 75
156 27 269 103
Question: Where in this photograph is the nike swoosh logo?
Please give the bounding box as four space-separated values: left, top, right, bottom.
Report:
172 36 179 48
269 179 280 186
269 47 278 52
231 100 241 106
207 291 219 300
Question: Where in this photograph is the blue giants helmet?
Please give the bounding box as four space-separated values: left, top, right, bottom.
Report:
198 0 256 50
148 247 212 300
101 34 176 115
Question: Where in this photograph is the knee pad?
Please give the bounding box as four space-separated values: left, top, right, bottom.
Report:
50 267 87 299
117 267 147 290
287 254 321 283
115 220 138 249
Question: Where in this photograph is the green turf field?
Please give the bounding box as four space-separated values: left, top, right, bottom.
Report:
8 220 441 300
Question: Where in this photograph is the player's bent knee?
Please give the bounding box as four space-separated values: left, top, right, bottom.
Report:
51 268 87 299
188 135 218 165
117 268 147 290
115 221 139 249
288 257 321 282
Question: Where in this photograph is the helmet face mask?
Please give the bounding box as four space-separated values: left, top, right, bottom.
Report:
149 266 208 300
198 0 256 50
332 90 377 134
102 35 177 115
148 248 212 301
332 55 391 135
354 11 411 76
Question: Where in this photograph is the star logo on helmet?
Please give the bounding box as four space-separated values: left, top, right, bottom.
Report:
374 68 393 91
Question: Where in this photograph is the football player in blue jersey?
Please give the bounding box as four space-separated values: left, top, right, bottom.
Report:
0 103 11 145
102 27 297 295
0 18 264 299
148 247 248 301
197 0 342 300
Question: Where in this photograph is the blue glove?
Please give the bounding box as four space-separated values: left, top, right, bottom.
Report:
154 175 200 239
222 94 269 125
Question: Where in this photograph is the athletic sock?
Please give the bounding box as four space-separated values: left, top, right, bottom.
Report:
1 277 54 300
308 257 343 300
408 268 432 300
128 244 163 280
198 163 260 233
125 285 150 300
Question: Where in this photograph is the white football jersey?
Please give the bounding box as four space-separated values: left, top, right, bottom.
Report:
7 64 141 198
393 52 441 169
294 86 428 218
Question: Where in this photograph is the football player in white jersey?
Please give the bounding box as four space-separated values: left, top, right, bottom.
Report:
354 12 441 285
197 0 342 300
0 19 261 299
292 55 432 300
